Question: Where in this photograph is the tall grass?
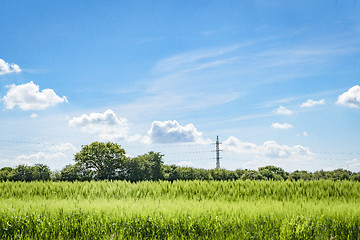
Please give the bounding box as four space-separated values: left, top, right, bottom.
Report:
1 180 359 201
0 180 359 239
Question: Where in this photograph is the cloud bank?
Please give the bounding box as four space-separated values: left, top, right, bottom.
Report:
0 58 21 75
337 85 360 108
2 81 67 110
223 136 312 159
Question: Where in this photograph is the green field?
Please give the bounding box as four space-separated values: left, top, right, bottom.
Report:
1 180 360 239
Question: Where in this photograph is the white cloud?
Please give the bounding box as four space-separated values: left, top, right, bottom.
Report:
303 131 309 137
301 99 325 107
263 141 311 158
48 142 77 152
0 58 21 75
147 120 208 144
271 122 294 129
222 136 258 155
2 81 68 110
336 85 360 108
275 106 292 115
30 113 38 118
223 136 312 159
69 109 129 141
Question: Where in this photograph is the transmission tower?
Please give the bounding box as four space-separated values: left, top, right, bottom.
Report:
215 136 221 169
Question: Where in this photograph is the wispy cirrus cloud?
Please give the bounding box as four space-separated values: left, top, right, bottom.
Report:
153 45 239 74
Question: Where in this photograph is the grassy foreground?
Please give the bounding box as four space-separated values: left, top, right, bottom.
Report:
0 180 360 239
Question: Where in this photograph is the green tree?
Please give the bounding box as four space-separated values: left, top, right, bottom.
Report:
126 152 164 181
258 166 288 180
10 165 34 181
32 164 51 181
313 170 331 180
60 164 94 181
74 142 128 180
288 170 312 181
240 170 264 180
0 167 13 181
163 165 181 181
351 172 360 182
329 169 352 181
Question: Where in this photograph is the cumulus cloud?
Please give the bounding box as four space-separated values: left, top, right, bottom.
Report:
301 99 325 107
147 120 208 144
223 136 312 159
275 106 292 115
2 81 68 110
271 123 294 129
222 136 258 155
0 58 21 75
69 109 129 141
337 85 360 108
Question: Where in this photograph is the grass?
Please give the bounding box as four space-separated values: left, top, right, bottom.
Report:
0 180 359 239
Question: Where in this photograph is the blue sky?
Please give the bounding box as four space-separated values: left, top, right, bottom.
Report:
1 0 360 172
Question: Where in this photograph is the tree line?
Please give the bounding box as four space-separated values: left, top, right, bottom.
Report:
1 142 360 182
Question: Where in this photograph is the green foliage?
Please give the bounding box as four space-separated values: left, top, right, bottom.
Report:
1 164 52 182
288 170 312 181
258 165 289 180
127 152 164 181
240 170 264 180
60 164 93 181
0 167 12 181
74 142 128 180
31 164 52 181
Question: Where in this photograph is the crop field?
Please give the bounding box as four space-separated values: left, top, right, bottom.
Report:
1 180 360 239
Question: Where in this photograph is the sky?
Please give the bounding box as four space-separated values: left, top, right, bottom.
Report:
1 0 360 172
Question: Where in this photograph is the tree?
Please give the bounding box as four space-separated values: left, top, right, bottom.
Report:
240 170 264 180
10 165 34 181
258 166 288 180
329 169 351 181
127 152 164 181
288 170 312 181
163 165 181 181
0 167 13 181
74 142 128 180
32 164 51 181
60 164 94 181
